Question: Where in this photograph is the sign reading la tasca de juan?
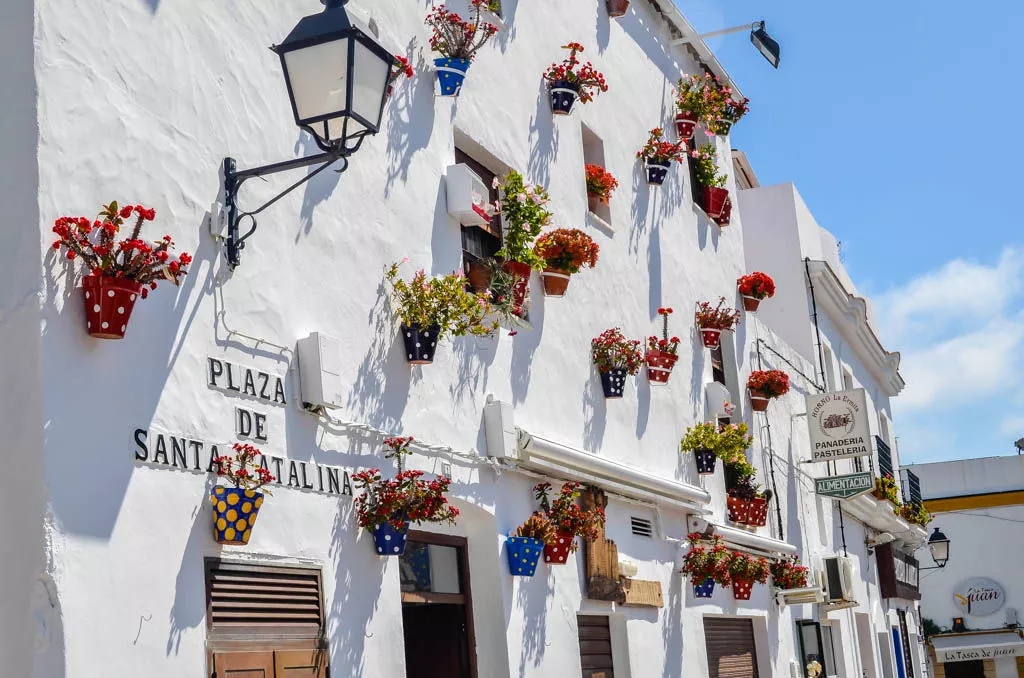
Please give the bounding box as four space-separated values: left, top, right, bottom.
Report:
805 388 872 462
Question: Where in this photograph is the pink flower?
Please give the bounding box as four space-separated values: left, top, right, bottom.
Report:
401 256 409 264
491 177 500 189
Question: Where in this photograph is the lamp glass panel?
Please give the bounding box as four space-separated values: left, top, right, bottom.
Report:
351 39 391 129
930 539 949 565
283 38 350 123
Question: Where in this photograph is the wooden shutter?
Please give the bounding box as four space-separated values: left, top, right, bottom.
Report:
213 651 274 677
577 615 614 678
206 560 324 640
274 649 328 677
704 618 759 678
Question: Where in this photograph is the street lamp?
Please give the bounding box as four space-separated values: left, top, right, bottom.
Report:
672 20 782 70
921 527 950 569
222 0 397 269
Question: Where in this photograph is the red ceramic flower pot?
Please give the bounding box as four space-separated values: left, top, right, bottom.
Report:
646 349 678 384
749 388 770 412
541 268 572 297
732 577 754 601
748 497 769 527
503 261 532 314
587 192 607 214
702 186 730 219
544 531 574 564
699 327 722 349
606 0 630 17
82 275 143 340
675 111 698 141
727 496 752 524
713 197 733 226
742 296 761 312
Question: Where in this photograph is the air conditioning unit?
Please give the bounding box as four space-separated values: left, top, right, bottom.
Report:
445 163 493 227
819 556 858 607
775 585 826 606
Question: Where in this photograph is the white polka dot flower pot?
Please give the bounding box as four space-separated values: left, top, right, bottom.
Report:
402 322 441 365
599 368 629 399
81 275 143 340
506 535 544 576
731 577 754 601
372 520 409 556
210 486 264 546
543 531 575 564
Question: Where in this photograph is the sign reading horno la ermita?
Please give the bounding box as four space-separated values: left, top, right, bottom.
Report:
806 388 872 462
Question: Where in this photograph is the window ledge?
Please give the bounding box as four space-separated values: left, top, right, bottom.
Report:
587 210 614 235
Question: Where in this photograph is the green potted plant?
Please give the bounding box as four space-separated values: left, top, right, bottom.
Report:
533 228 600 297
386 261 496 365
694 297 741 350
591 328 644 399
873 474 903 506
680 422 721 475
534 482 605 564
507 512 556 576
706 90 750 136
493 171 553 312
426 1 499 97
210 443 276 546
674 73 720 140
726 551 770 600
680 533 731 598
746 370 790 411
690 143 731 224
636 128 688 186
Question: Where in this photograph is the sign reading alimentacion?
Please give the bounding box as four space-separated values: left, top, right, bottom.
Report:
815 472 874 499
805 388 872 462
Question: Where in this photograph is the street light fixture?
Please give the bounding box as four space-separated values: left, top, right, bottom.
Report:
921 527 950 570
222 0 397 269
672 20 782 69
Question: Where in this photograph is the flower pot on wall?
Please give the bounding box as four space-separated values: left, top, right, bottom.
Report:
727 496 753 524
749 388 770 412
373 521 409 556
645 161 671 186
713 198 733 226
210 486 264 546
401 323 441 365
699 327 722 349
732 577 754 600
711 119 733 136
434 57 471 97
544 531 574 564
587 192 607 215
82 275 143 340
549 80 581 115
502 261 532 314
541 268 572 297
645 349 678 384
693 579 716 598
742 296 761 312
599 368 628 399
606 0 630 17
748 498 769 528
506 535 544 576
702 186 730 219
675 111 699 141
694 448 717 475
466 261 492 294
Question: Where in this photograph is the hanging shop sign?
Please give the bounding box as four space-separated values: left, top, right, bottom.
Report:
954 577 1006 617
815 472 874 499
805 388 872 462
876 543 920 600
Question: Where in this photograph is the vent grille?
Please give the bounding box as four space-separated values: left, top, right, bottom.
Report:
206 560 323 639
630 517 654 538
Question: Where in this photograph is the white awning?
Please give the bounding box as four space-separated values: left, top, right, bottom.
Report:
932 632 1024 663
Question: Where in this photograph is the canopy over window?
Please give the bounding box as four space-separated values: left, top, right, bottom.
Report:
932 632 1024 663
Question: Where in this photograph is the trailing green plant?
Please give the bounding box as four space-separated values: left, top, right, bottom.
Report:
679 422 720 454
716 423 754 465
385 261 497 339
494 171 552 269
689 143 727 188
899 501 932 526
872 474 902 507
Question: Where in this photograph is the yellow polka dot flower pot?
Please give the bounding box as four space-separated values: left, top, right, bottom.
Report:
506 535 544 577
210 486 264 546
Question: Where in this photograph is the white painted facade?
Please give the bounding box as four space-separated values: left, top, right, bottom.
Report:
908 456 1024 678
0 1 928 677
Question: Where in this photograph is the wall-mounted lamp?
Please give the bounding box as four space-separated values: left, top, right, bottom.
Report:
671 20 782 69
921 527 951 570
222 0 396 269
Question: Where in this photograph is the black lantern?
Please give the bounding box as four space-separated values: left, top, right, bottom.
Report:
750 21 781 69
222 0 397 269
926 527 950 568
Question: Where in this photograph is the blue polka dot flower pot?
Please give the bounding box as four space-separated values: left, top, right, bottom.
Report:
693 578 716 598
549 79 581 115
402 323 441 365
210 486 264 546
600 368 629 399
506 535 544 577
434 58 471 97
645 160 671 186
373 521 409 556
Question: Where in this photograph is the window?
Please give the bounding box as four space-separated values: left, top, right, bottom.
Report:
455 147 502 269
705 617 759 678
204 559 328 677
710 346 730 426
841 367 854 391
798 621 838 678
578 615 615 678
582 124 612 226
822 344 837 392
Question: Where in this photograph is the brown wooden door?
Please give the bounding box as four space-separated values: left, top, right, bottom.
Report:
577 615 615 678
274 649 327 677
704 617 759 678
213 651 275 677
403 603 471 678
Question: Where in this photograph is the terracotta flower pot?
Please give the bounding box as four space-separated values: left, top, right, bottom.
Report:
82 275 143 340
675 111 698 141
466 261 492 294
544 531 574 564
727 496 753 524
606 0 630 18
702 186 730 219
600 368 628 399
732 577 754 601
587 192 607 214
699 327 722 349
645 161 671 186
210 486 264 546
401 323 441 365
645 349 678 384
693 578 716 598
503 261 532 314
549 79 581 115
742 296 761 312
747 497 769 527
749 388 770 412
541 268 572 297
694 448 717 475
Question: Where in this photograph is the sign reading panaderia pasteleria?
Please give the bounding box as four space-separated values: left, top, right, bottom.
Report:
806 389 872 462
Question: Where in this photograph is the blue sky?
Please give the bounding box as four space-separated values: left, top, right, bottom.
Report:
677 0 1024 463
